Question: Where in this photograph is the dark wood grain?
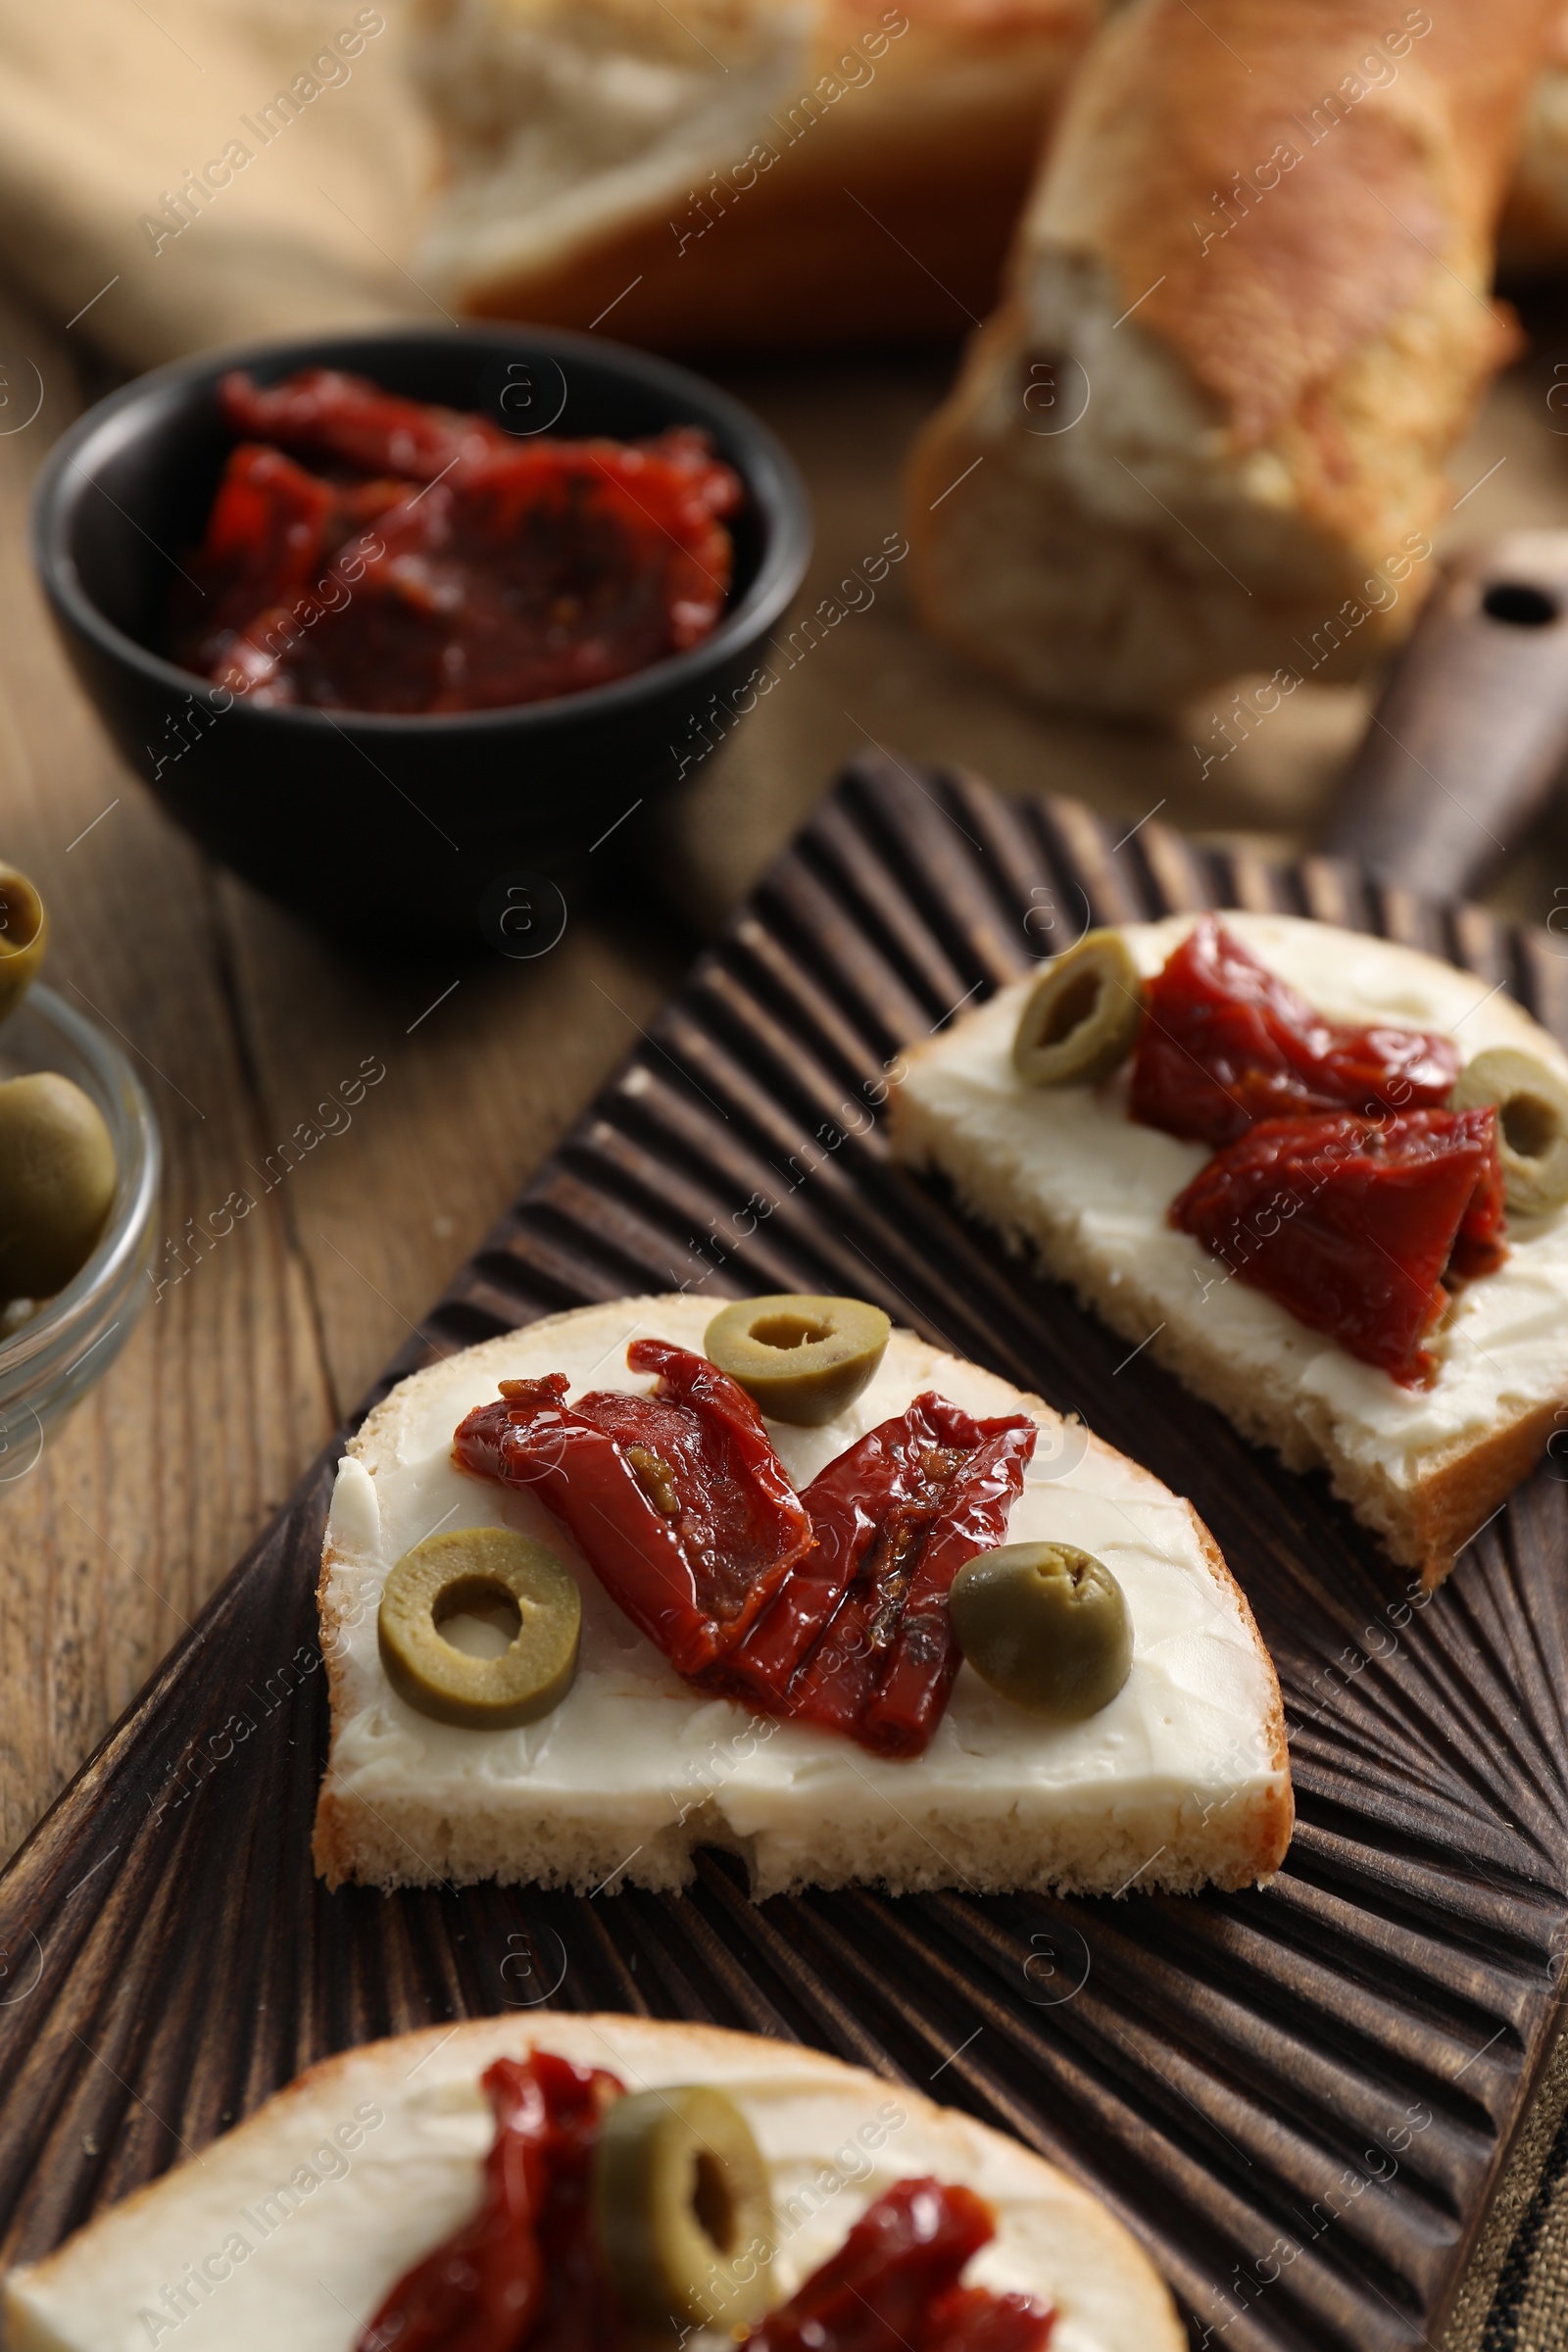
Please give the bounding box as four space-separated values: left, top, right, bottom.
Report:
0 283 341 1860
1 755 1565 2352
1324 529 1568 899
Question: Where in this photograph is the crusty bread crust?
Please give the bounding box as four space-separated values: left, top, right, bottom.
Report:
313 1298 1292 1898
1036 0 1540 448
1187 1512 1293 1849
1389 1397 1564 1584
3 2016 1186 2352
461 100 1056 346
907 0 1555 716
413 0 1092 345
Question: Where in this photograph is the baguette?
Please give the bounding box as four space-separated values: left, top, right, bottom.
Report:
410 0 1096 345
906 0 1555 717
312 1294 1291 1899
888 913 1568 1587
3 2016 1184 2352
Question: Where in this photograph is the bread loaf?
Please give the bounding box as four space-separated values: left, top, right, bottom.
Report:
906 0 1555 717
410 0 1097 345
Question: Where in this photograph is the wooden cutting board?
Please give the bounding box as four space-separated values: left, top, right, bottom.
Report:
2 753 1566 2352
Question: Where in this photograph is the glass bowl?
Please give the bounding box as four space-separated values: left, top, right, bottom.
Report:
0 983 160 1471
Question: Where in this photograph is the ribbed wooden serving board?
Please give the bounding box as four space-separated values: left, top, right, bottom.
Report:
4 754 1568 2352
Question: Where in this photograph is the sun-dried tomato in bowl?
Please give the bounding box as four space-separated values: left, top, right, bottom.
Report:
170 368 744 715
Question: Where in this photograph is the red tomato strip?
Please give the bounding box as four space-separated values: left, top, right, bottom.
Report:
452 1341 812 1678
357 2051 620 2352
187 444 336 649
709 1393 1035 1758
220 367 502 481
860 1413 1040 1756
1130 915 1459 1148
712 1397 974 1701
363 2072 1048 2352
748 2179 1053 2352
1171 1107 1505 1384
923 2288 1058 2352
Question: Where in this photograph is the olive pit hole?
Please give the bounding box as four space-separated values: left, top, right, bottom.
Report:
433 1574 523 1646
692 2151 737 2253
1482 582 1560 628
751 1312 832 1351
1041 967 1102 1044
1500 1091 1560 1160
0 882 41 952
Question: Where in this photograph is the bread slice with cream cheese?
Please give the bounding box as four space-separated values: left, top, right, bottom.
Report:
2 2015 1185 2352
311 1294 1291 1900
890 913 1568 1587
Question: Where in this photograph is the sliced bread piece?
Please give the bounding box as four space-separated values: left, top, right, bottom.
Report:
312 1294 1291 1900
890 912 1568 1586
3 2014 1184 2352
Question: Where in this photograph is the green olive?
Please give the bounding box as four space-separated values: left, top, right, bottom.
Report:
949 1542 1132 1720
0 866 46 1023
594 2083 774 2329
704 1294 891 1426
0 1072 116 1298
1451 1047 1568 1216
1012 929 1143 1086
377 1527 580 1728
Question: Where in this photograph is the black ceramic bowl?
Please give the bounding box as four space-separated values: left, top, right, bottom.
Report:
32 326 810 944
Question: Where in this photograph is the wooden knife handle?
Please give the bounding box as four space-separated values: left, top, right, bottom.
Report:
1322 530 1568 899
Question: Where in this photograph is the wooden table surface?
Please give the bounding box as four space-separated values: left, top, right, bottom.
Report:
0 287 690 1859
4 277 1568 1879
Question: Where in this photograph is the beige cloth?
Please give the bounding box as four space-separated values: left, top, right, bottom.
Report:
0 0 430 367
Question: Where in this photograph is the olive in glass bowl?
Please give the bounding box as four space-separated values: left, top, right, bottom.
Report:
0 986 159 1462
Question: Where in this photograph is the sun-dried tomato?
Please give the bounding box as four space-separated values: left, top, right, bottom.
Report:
454 1340 812 1679
1171 1106 1505 1384
721 1394 1036 1758
748 2179 1053 2352
357 2052 621 2352
172 369 741 712
1130 915 1459 1148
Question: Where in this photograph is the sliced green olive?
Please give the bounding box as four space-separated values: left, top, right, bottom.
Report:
950 1541 1132 1720
594 2083 774 2328
0 1072 116 1298
0 866 46 1023
377 1527 580 1728
1012 929 1143 1086
704 1294 890 1426
1451 1047 1568 1216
